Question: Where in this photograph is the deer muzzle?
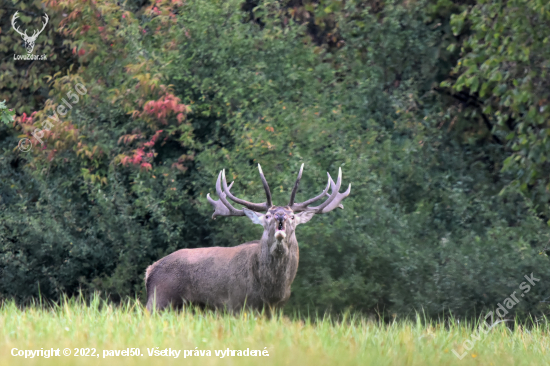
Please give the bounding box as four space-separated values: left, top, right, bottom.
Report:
274 214 286 241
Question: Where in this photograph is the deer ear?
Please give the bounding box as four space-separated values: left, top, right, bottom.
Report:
295 211 315 225
243 208 265 226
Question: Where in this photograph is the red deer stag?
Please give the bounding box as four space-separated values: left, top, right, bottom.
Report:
145 164 351 312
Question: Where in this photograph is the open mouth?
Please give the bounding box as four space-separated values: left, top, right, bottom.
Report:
275 221 286 241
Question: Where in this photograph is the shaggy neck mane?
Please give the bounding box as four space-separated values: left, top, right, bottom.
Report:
257 233 299 304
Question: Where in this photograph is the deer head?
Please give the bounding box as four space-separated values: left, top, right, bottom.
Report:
12 11 49 54
207 164 351 256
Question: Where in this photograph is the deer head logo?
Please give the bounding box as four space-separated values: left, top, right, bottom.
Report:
11 11 49 54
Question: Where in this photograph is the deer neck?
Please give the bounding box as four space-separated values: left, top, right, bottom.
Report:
257 232 299 303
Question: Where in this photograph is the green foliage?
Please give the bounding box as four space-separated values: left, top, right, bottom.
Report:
447 0 550 215
0 0 549 323
0 101 15 125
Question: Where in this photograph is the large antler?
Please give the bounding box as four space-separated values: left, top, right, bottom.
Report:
11 12 26 38
31 13 49 39
288 165 351 214
207 164 273 219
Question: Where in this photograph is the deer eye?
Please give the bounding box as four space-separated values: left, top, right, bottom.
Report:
291 215 295 219
265 215 271 219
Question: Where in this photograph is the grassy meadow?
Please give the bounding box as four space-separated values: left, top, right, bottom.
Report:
0 296 548 366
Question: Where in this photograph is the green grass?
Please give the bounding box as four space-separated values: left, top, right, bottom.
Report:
0 295 548 365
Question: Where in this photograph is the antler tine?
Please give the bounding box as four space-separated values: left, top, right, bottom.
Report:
39 14 49 33
221 169 270 212
11 11 25 37
207 193 233 219
307 167 343 213
207 171 244 219
257 164 273 208
288 163 304 206
324 176 343 209
319 176 351 213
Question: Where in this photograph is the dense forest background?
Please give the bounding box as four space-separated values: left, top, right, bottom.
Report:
1 0 549 320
